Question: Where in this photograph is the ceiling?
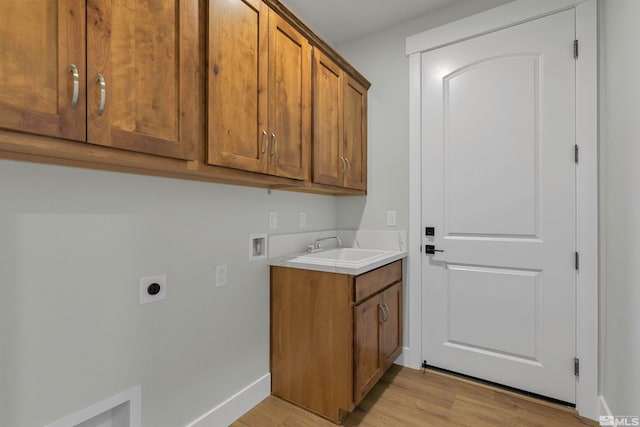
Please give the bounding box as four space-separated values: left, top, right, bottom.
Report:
279 0 472 46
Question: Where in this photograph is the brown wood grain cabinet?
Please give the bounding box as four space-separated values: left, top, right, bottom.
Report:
208 0 311 180
0 0 198 160
0 1 86 141
271 260 403 424
312 49 368 191
0 0 368 195
86 0 199 160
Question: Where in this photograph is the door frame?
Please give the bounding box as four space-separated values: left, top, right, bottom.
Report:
405 0 598 419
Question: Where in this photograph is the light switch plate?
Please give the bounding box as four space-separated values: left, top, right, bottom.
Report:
299 211 307 228
386 211 397 227
269 211 278 230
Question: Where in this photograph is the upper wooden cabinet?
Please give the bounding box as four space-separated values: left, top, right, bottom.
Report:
208 0 311 181
0 0 368 194
86 0 198 159
0 0 86 141
0 0 198 160
312 49 368 191
343 74 368 190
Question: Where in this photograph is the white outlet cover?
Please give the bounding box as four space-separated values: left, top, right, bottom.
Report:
386 211 397 227
299 211 307 228
269 211 278 229
140 274 167 305
216 265 228 287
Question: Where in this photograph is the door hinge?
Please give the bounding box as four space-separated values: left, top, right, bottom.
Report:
575 144 579 163
574 39 579 58
574 357 580 376
575 252 580 271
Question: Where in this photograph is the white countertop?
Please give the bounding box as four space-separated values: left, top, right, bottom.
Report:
269 249 407 276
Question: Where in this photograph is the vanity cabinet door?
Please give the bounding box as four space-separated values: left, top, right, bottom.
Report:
380 281 403 370
354 293 383 404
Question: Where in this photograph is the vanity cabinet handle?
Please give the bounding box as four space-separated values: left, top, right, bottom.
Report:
340 157 346 175
345 158 351 175
379 304 389 322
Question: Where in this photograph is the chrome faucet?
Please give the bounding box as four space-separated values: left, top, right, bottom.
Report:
308 235 342 253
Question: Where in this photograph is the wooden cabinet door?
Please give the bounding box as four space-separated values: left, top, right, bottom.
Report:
354 293 382 404
380 282 402 370
86 0 198 160
343 74 368 190
208 0 269 173
268 13 311 180
312 49 343 186
0 0 86 141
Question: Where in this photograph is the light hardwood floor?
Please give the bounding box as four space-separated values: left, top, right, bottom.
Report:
232 365 599 426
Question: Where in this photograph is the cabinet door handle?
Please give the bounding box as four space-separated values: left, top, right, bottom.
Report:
379 304 388 322
340 157 346 175
261 130 268 154
69 64 79 109
96 73 106 116
271 133 277 157
382 303 390 322
345 157 351 175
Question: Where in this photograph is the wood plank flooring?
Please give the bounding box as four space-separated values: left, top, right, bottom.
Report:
231 365 599 427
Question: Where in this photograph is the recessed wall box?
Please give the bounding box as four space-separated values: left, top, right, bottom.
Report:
249 233 267 261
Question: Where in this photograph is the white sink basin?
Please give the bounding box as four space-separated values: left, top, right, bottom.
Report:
288 248 395 267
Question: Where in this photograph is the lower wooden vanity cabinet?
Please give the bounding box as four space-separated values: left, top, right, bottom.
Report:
270 260 403 423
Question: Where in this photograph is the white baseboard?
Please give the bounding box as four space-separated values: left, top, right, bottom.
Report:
393 347 413 368
599 395 613 420
185 374 270 427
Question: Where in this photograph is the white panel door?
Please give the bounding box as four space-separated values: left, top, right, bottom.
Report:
421 10 576 403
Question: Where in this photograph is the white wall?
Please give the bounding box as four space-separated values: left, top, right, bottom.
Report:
0 159 336 427
335 0 513 231
334 0 513 365
599 0 640 416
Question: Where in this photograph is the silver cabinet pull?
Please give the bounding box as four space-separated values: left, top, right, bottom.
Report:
96 73 106 116
69 64 79 109
271 133 277 157
340 157 346 175
261 130 268 154
378 304 385 322
345 158 351 175
382 303 389 322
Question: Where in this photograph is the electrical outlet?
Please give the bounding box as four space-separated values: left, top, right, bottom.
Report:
386 210 397 227
216 265 228 287
299 211 307 228
269 211 278 230
140 274 167 305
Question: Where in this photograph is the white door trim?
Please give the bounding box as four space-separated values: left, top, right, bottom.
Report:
406 0 598 420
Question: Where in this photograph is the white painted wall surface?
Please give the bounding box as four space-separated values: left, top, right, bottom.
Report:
599 0 640 416
334 0 513 363
335 0 513 232
0 160 336 427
